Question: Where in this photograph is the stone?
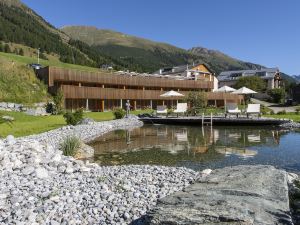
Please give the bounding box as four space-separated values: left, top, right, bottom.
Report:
22 166 35 175
35 167 49 179
6 135 16 145
145 165 293 225
78 118 95 125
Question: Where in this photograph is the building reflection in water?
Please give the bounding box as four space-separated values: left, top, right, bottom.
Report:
89 125 286 166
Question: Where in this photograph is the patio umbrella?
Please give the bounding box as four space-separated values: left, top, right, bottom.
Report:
215 86 236 112
160 90 184 97
160 90 184 107
215 86 236 93
232 87 257 110
232 87 257 95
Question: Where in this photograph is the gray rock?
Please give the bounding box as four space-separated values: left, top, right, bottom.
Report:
78 118 95 125
35 167 49 179
22 166 35 175
145 165 293 225
6 135 16 145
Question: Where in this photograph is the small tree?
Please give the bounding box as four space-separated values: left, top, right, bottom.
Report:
53 90 64 114
185 91 207 115
235 76 266 92
268 88 286 104
19 48 24 56
4 44 11 53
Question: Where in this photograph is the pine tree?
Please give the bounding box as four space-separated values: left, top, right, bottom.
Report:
19 48 24 56
4 44 11 53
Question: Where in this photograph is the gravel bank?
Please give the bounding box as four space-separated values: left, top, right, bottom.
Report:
280 121 300 129
0 116 198 224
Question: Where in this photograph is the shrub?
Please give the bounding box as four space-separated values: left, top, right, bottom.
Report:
63 108 84 125
234 76 266 92
167 108 174 116
45 102 55 114
277 110 286 115
113 108 126 119
295 107 300 115
53 90 64 114
268 88 286 104
59 136 81 156
270 110 275 115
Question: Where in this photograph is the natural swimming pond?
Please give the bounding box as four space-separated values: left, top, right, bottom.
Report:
89 125 300 172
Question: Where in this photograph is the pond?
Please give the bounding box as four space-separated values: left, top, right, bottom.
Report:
89 125 300 172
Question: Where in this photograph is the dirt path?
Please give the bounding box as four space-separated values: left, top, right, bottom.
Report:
251 98 297 113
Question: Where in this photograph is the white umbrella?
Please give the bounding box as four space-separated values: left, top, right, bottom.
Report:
215 86 236 93
233 87 257 110
232 87 257 95
160 90 184 108
215 86 236 112
160 90 184 97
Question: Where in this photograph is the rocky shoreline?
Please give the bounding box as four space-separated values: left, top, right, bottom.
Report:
0 116 198 224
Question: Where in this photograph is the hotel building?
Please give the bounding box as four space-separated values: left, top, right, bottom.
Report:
37 65 242 111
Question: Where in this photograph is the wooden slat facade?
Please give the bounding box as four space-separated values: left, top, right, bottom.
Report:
37 67 243 111
61 85 242 101
47 67 214 89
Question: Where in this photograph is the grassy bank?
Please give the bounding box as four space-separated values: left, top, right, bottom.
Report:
264 113 300 122
0 52 101 72
0 110 148 137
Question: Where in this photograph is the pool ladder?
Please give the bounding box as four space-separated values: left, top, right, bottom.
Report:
202 113 213 126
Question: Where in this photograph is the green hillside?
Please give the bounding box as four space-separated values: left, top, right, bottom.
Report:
0 56 48 104
0 0 114 69
61 26 197 72
188 47 262 74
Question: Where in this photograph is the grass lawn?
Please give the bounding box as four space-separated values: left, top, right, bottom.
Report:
264 113 300 122
0 52 101 72
0 110 150 138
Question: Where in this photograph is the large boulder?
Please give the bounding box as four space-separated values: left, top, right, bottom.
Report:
145 165 293 225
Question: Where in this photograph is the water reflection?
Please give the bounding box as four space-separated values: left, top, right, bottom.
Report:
89 125 300 171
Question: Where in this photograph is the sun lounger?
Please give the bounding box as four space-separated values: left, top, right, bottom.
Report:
246 104 261 118
226 103 241 118
156 105 167 116
174 103 187 117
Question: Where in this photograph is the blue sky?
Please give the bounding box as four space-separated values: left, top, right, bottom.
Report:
22 0 300 75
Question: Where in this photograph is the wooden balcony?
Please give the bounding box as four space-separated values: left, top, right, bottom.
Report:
61 85 242 101
43 67 214 90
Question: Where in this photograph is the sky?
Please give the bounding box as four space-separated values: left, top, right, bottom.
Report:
22 0 300 75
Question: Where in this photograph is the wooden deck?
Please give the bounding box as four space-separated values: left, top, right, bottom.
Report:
139 116 289 126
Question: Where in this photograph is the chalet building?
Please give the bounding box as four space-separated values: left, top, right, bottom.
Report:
154 63 218 91
218 68 282 90
37 66 242 112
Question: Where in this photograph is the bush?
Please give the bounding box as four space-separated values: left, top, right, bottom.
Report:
295 107 300 115
270 110 275 115
113 108 126 119
277 110 286 115
234 76 266 92
45 102 55 114
53 90 64 114
167 108 174 116
268 88 286 104
59 136 81 156
63 108 84 125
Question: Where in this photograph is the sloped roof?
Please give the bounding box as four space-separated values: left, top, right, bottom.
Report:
218 68 279 81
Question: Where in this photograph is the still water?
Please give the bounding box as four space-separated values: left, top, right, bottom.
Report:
89 125 300 172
